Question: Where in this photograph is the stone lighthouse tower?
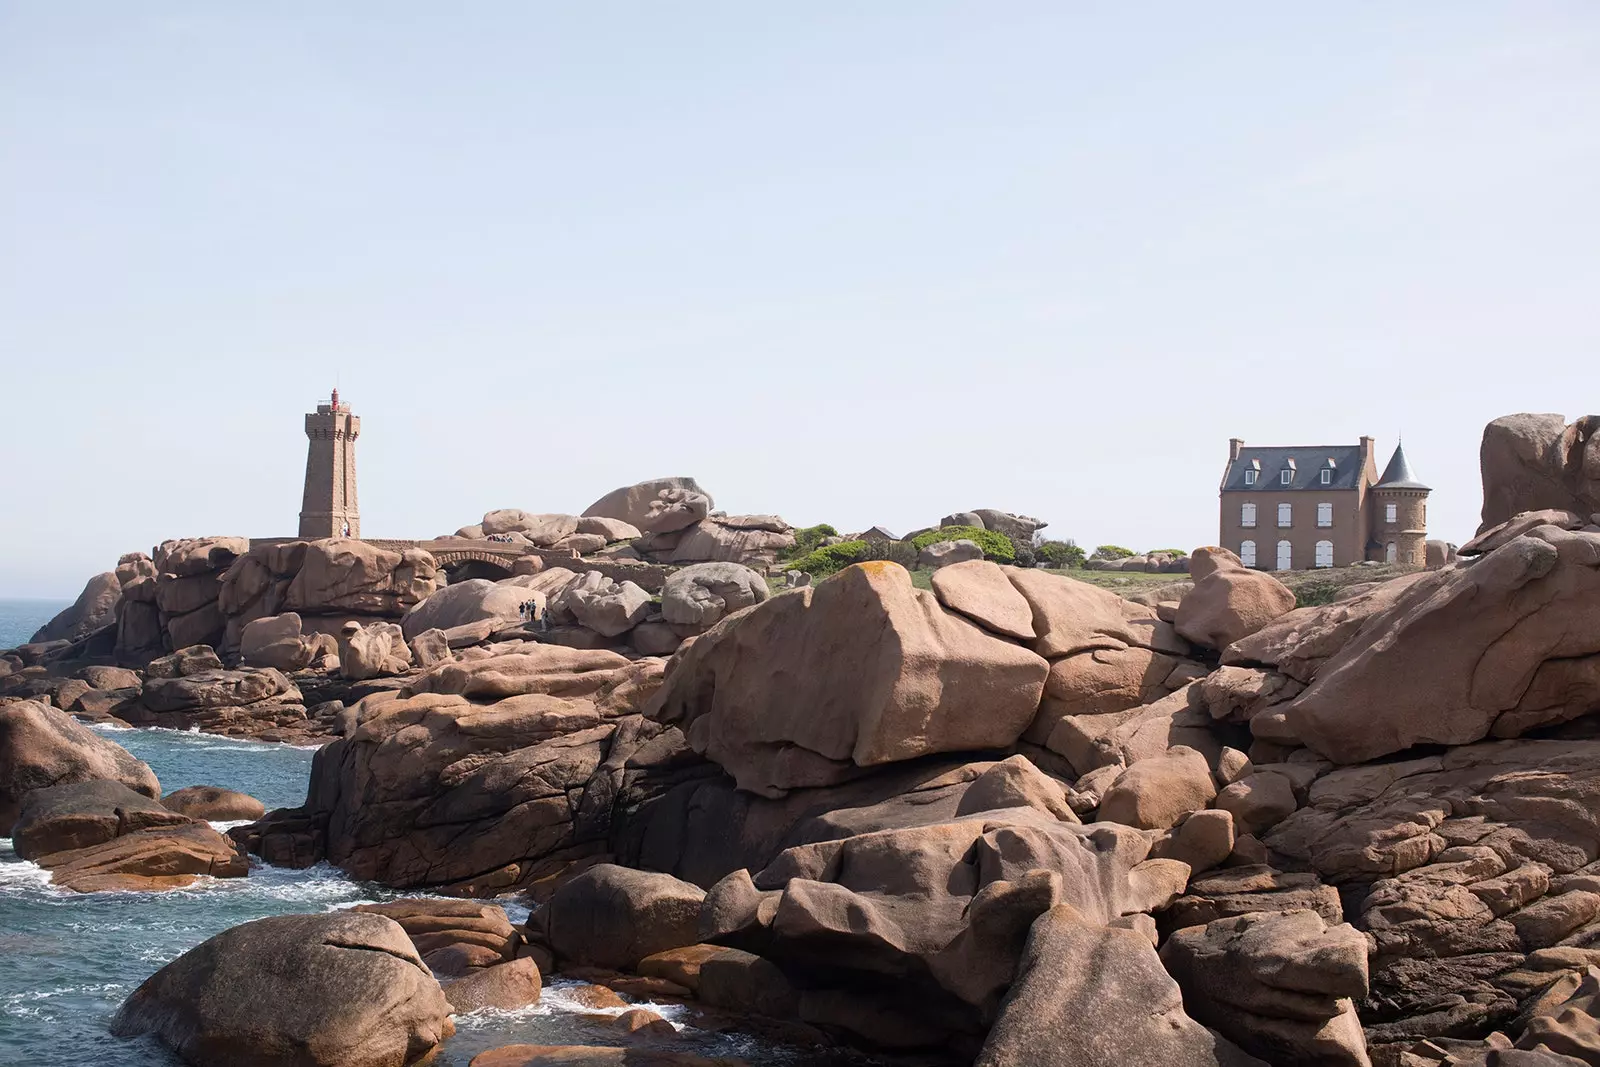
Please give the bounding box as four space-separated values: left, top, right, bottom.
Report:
298 389 360 540
1371 441 1429 566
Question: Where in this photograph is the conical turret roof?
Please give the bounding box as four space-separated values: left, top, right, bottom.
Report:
1376 441 1429 491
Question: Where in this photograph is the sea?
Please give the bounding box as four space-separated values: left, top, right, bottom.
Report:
0 599 846 1066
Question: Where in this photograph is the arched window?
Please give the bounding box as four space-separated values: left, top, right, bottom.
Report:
1315 540 1334 568
1277 540 1292 570
1240 502 1257 528
1386 542 1397 563
1240 540 1256 567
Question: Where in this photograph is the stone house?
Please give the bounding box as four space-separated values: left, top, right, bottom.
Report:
1218 437 1430 569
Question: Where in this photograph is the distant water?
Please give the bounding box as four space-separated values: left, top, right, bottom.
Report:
0 598 69 650
0 726 858 1065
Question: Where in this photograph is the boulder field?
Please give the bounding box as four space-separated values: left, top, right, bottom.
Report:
10 425 1600 1065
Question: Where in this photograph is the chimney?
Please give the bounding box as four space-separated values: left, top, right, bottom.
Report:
1359 435 1375 483
1229 438 1245 462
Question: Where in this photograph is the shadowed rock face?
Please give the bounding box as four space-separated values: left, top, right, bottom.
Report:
111 912 454 1067
30 571 121 644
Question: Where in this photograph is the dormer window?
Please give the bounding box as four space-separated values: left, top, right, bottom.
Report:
1320 469 1332 485
1244 470 1258 485
1280 469 1292 485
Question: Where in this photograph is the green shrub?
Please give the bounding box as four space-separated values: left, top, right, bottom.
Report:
1037 540 1086 568
779 523 840 561
1090 544 1135 561
1009 537 1036 568
1288 578 1340 608
788 539 870 577
909 526 1016 564
1145 548 1186 557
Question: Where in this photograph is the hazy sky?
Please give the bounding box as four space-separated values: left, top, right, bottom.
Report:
2 3 1596 597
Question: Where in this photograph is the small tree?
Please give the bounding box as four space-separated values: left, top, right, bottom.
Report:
1037 539 1085 568
1090 544 1135 561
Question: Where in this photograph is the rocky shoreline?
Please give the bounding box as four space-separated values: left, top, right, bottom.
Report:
4 412 1600 1066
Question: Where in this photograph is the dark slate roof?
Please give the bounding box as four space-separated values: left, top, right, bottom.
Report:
1375 442 1430 490
1220 445 1366 492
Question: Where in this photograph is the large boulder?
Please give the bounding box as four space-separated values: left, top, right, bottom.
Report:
162 786 267 822
700 807 1183 1045
0 701 160 834
976 904 1266 1067
285 539 438 616
1175 547 1296 652
1479 413 1600 533
918 539 984 570
30 571 121 643
11 778 246 892
636 515 794 565
660 562 769 629
400 579 537 639
480 511 580 546
110 912 454 1067
1007 568 1200 759
239 613 316 671
971 509 1047 541
1159 909 1371 1067
1228 525 1600 763
535 863 705 970
234 651 668 893
549 573 651 637
351 898 521 973
647 561 1050 797
1097 745 1218 830
338 621 412 680
13 779 192 859
583 478 714 535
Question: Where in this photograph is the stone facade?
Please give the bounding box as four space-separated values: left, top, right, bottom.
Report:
298 390 360 540
1218 437 1429 570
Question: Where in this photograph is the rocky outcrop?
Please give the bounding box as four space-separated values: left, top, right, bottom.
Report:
338 621 412 680
691 807 1186 1047
285 539 439 617
118 665 314 740
533 863 705 970
647 561 1050 797
1479 414 1600 533
1225 524 1600 763
0 701 160 833
976 904 1265 1067
238 612 321 671
584 478 714 535
235 649 668 893
1175 547 1296 652
634 514 795 565
13 779 246 892
659 562 769 629
30 571 121 644
110 912 454 1067
547 572 652 638
148 536 247 654
1160 909 1372 1066
918 539 984 569
399 578 541 639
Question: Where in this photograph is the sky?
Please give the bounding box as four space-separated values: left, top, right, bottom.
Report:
1 3 1596 597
